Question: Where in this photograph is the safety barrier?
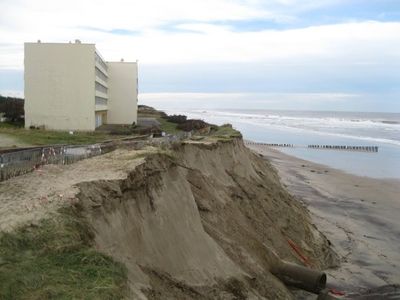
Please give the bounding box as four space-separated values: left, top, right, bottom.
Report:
0 143 115 182
0 132 192 182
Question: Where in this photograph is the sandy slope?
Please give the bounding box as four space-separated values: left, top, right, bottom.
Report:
1 139 338 299
76 139 337 299
0 148 148 232
246 144 400 294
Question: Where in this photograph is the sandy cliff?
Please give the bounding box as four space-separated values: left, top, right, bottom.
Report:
74 138 338 299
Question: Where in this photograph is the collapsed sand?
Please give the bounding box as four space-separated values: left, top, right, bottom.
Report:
0 139 338 299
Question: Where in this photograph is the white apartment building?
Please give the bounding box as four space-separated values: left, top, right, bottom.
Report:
24 41 138 131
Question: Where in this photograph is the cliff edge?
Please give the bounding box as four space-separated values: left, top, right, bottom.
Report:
0 136 338 299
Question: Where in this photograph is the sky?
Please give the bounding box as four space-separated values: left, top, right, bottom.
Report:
0 0 399 111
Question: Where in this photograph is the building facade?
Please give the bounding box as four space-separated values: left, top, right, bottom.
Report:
24 41 138 131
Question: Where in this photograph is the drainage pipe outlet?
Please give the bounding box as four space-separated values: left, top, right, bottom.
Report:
271 261 327 294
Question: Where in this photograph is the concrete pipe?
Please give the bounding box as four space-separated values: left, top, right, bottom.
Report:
271 261 327 294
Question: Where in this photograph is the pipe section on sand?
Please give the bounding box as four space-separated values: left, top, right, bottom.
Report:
271 261 327 294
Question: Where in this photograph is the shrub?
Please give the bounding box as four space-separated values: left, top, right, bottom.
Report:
165 115 187 124
177 119 210 132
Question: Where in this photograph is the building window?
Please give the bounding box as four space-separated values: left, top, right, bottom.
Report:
95 67 108 82
95 96 107 105
95 52 108 71
95 82 108 94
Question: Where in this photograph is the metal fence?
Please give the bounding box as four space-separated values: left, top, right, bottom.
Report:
0 132 192 182
0 143 116 182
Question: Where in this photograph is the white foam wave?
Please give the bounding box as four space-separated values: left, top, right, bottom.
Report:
167 109 400 147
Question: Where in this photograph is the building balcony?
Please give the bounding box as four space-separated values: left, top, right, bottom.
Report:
95 75 108 88
95 81 108 94
95 104 108 111
95 89 108 99
95 97 108 111
95 60 108 77
95 66 108 81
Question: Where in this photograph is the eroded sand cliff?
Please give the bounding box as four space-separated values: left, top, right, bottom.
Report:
0 137 339 298
73 138 338 299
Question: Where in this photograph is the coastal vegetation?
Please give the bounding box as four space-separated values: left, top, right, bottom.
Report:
209 123 242 140
0 95 24 124
0 126 112 146
0 208 127 299
0 104 240 148
137 105 182 134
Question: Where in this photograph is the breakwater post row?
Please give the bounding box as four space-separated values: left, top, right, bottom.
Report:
244 142 294 147
244 141 379 153
307 145 378 152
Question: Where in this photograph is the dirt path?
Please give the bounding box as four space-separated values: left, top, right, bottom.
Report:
247 144 400 294
0 148 152 232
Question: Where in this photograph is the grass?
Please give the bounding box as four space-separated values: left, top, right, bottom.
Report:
209 124 242 140
137 108 183 135
0 122 23 129
0 208 128 300
0 109 241 147
157 118 182 135
0 126 115 146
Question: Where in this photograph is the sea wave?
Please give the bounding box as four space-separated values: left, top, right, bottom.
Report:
183 110 400 130
168 109 400 146
225 112 397 128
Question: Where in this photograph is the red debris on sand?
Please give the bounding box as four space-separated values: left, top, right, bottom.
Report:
287 238 313 267
329 288 346 296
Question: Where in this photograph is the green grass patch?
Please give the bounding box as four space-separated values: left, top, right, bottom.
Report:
209 124 242 140
0 209 127 300
157 118 182 135
0 127 113 146
0 122 23 129
137 108 183 135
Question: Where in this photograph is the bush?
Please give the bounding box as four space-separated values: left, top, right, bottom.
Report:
177 119 210 132
131 126 162 136
165 115 187 124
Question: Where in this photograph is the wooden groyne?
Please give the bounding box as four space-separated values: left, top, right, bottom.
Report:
244 141 379 153
245 142 295 148
307 145 378 152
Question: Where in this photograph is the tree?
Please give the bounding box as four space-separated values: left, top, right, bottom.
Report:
0 95 25 122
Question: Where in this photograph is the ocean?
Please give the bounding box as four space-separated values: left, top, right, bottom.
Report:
141 97 400 179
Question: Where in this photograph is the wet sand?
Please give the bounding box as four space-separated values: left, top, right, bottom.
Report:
247 143 400 294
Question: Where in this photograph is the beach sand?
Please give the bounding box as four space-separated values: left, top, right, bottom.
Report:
246 143 400 294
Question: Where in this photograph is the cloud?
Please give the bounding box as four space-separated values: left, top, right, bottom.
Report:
0 90 24 98
139 92 380 111
78 27 140 36
139 91 400 112
1 18 400 68
0 0 399 68
0 0 399 111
